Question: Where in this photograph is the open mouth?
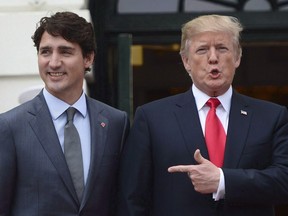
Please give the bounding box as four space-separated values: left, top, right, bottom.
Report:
209 69 221 78
48 72 65 77
210 69 220 75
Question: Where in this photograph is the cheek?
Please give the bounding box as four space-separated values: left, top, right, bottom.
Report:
228 53 241 67
189 58 206 72
223 56 238 68
38 58 45 70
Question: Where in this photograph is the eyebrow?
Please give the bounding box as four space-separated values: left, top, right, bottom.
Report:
58 46 75 52
39 45 75 52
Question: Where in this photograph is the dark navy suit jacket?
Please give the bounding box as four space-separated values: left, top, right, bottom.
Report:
117 89 288 216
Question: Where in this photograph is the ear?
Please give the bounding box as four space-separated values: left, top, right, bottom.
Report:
234 55 241 69
181 54 191 72
84 52 95 68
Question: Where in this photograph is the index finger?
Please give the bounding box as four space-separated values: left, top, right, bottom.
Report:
167 165 192 173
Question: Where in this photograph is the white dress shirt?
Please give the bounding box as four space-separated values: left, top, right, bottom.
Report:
43 88 91 185
192 84 232 200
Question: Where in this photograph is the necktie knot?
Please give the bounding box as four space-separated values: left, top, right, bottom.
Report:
206 98 220 109
66 107 76 123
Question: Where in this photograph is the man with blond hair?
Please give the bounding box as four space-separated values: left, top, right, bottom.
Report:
117 14 288 216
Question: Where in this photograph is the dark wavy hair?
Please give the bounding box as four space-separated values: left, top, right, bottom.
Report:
32 11 96 70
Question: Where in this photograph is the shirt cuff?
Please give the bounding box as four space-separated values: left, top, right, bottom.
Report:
213 168 225 201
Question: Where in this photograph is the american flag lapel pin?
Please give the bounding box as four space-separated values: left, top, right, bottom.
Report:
100 122 106 128
241 110 247 115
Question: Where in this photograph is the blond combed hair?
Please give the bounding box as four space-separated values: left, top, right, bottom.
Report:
180 14 243 59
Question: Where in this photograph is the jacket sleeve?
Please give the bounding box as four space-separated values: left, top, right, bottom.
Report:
117 107 153 216
0 115 16 215
223 106 288 205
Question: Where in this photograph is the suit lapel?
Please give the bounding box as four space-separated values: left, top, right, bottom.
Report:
81 98 108 208
174 90 209 162
224 91 252 168
173 90 252 167
28 93 79 204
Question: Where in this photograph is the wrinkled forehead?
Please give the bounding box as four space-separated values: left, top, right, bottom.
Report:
190 30 233 41
186 31 236 52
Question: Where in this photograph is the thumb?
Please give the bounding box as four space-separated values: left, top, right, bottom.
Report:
194 149 206 164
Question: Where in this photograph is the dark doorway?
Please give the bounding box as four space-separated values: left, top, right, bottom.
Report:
132 42 288 111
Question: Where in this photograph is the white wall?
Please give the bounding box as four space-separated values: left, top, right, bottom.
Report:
0 0 87 12
0 0 89 113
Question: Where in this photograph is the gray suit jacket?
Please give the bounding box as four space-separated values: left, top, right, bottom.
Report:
0 91 129 216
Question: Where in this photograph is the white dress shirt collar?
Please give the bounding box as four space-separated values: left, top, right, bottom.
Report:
192 84 232 113
43 88 87 120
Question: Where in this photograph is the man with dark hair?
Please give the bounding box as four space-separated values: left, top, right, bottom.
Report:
0 11 129 216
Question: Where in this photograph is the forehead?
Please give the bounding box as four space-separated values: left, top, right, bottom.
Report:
39 31 77 49
191 31 233 45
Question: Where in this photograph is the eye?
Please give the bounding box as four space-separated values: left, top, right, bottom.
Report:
39 48 51 56
61 50 72 56
217 46 228 53
60 48 74 56
196 47 207 54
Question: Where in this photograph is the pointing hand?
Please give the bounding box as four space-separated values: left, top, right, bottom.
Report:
168 149 220 194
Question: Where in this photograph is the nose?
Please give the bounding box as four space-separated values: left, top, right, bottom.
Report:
208 48 218 64
49 53 61 68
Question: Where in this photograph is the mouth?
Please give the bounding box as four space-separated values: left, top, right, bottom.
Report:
48 72 65 77
210 68 220 75
209 68 221 78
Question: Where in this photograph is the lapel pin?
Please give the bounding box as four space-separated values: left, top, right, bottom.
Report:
100 122 106 128
241 110 247 115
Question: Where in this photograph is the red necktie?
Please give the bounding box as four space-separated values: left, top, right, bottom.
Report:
205 98 226 167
